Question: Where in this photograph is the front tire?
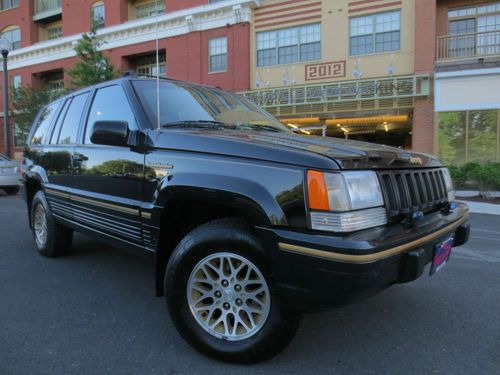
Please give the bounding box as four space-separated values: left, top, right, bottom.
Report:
165 219 300 364
31 190 73 257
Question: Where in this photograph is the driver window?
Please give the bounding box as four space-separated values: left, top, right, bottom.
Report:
85 85 136 144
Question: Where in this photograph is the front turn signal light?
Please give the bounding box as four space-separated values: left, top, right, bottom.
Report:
307 170 330 211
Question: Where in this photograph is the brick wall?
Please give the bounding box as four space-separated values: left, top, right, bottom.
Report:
413 0 437 154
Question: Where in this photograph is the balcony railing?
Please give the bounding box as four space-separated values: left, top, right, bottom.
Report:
34 0 62 21
437 30 500 61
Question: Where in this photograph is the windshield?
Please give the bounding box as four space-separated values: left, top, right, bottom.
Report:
132 80 288 132
0 154 10 161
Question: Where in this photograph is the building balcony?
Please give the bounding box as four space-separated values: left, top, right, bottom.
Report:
33 0 62 22
436 31 500 63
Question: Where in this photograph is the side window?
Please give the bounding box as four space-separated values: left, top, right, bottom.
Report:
30 102 60 145
49 99 70 145
85 85 136 144
58 92 89 144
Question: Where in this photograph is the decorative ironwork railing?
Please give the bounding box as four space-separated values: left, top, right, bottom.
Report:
239 75 429 109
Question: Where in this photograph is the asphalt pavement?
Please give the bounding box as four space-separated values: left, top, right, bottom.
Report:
1 193 499 375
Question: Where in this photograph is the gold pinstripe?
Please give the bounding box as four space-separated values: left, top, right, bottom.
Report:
278 215 469 263
45 188 140 216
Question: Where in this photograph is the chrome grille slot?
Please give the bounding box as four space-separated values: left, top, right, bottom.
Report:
378 169 448 221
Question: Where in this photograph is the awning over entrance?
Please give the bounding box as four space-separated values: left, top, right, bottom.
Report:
435 68 500 112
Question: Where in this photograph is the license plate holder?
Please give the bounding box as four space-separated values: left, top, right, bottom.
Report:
430 237 454 275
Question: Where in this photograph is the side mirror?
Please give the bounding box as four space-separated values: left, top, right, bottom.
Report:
90 121 129 147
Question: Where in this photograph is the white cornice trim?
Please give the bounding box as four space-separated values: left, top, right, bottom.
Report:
4 0 259 71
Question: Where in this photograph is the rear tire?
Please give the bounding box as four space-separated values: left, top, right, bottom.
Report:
31 190 73 257
165 218 300 364
4 187 19 195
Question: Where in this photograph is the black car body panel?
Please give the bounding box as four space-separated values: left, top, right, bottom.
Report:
22 77 469 311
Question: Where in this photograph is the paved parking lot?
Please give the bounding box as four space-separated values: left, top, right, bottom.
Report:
1 193 499 374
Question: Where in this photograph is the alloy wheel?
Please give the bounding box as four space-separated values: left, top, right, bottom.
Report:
187 252 271 341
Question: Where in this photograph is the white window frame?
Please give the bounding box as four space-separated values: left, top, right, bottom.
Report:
349 10 401 56
1 27 21 50
10 75 21 90
47 24 63 40
209 36 228 73
256 23 321 67
92 2 105 29
0 0 19 11
136 53 167 77
136 1 166 19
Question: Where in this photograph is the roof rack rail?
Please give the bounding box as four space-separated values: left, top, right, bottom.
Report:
122 70 138 77
122 71 174 81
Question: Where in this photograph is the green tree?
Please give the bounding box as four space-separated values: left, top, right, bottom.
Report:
10 85 66 143
66 23 117 88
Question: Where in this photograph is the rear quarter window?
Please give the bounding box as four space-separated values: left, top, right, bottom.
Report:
30 102 61 145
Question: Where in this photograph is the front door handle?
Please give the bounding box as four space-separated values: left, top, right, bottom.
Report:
72 153 88 162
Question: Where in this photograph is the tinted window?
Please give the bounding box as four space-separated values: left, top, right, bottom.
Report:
49 99 70 145
58 92 89 144
85 85 136 144
30 102 60 145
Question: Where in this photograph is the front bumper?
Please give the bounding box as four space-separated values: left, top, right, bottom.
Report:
0 174 21 188
256 202 470 312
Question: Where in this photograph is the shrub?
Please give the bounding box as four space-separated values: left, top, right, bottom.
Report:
449 165 466 189
465 162 500 197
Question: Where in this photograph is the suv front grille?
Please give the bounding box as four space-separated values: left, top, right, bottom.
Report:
378 169 448 221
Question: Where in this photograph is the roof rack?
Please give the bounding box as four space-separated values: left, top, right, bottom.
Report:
121 71 174 81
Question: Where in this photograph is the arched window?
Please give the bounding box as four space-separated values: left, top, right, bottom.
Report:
1 26 21 50
91 1 105 30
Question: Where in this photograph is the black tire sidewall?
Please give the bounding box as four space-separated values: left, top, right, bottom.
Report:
165 222 298 363
31 190 61 257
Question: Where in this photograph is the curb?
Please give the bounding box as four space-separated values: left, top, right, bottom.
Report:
457 200 500 216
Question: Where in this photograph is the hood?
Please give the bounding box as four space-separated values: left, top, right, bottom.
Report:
148 129 442 170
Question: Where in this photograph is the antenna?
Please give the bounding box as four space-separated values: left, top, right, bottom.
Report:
155 0 161 129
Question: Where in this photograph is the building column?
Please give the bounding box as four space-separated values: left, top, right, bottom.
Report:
413 0 437 155
413 96 435 154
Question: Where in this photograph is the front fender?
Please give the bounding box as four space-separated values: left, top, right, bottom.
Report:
25 165 49 185
145 153 307 229
153 174 284 226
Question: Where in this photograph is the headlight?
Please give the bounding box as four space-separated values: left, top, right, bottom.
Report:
442 168 455 202
307 170 387 232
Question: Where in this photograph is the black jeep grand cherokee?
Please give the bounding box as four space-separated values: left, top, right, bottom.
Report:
22 77 469 363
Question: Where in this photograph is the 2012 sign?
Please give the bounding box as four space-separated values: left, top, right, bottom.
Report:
305 61 346 81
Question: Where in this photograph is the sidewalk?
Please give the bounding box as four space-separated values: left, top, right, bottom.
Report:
457 200 500 216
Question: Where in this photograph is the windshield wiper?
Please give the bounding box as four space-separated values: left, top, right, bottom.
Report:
232 123 283 132
161 120 232 129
